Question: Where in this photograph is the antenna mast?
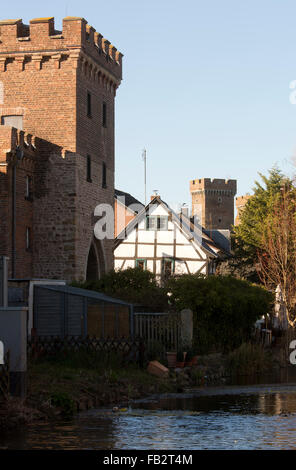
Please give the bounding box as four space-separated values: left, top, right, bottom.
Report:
142 149 147 205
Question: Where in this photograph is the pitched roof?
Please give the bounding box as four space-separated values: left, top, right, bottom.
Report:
115 196 229 257
115 189 144 210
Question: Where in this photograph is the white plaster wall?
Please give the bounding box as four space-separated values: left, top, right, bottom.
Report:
138 244 154 257
115 243 135 257
148 204 168 216
147 260 154 272
175 229 190 244
175 260 188 275
157 245 174 257
138 230 155 243
176 244 199 259
187 260 207 274
125 230 136 242
157 230 174 243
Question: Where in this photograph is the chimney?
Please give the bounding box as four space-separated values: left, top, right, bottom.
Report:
181 204 189 218
150 190 160 201
0 256 9 307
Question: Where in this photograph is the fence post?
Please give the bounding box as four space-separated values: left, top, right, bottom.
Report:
180 309 193 349
138 338 145 368
0 256 9 308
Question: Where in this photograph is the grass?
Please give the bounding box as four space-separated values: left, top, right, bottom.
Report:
225 342 273 376
27 351 176 416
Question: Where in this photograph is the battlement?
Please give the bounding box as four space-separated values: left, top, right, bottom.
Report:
0 125 70 165
190 178 237 194
0 16 122 80
236 195 251 208
0 125 36 160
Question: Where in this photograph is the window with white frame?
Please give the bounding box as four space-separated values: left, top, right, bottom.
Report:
146 215 168 231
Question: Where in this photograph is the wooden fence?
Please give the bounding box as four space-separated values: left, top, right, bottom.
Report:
134 312 181 358
0 351 10 401
27 335 145 367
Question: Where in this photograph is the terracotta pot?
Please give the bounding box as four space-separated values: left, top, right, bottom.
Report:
166 352 177 368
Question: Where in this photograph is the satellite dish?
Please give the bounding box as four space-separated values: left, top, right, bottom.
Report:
16 146 24 160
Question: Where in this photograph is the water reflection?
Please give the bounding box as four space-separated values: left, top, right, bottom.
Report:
2 386 296 449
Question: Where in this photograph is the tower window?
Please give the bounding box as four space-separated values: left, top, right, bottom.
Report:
102 102 107 127
26 227 31 251
102 162 107 188
87 92 92 117
25 176 33 200
87 155 92 182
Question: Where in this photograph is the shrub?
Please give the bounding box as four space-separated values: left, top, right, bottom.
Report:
167 274 274 354
72 267 168 311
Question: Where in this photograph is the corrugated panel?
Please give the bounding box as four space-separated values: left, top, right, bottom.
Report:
66 294 83 336
34 286 63 336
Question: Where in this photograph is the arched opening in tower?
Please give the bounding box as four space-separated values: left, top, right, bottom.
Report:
86 241 106 281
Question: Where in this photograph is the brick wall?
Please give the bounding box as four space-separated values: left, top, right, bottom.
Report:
0 17 122 280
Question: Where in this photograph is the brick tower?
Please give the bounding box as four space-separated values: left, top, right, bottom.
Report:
235 195 251 225
190 178 237 231
0 17 122 280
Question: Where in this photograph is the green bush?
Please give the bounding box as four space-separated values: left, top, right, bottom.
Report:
72 267 168 311
167 274 274 354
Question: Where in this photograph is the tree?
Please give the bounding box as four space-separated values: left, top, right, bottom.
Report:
217 167 289 282
256 184 296 327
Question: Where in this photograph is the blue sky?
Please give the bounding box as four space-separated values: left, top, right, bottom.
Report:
3 1 296 208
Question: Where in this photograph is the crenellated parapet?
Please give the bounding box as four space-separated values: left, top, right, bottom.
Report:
0 16 122 83
0 126 38 171
190 178 237 196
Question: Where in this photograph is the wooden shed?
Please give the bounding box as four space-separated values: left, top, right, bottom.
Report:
33 285 134 338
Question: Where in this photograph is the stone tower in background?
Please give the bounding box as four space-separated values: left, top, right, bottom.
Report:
235 195 252 225
0 17 122 280
190 178 237 231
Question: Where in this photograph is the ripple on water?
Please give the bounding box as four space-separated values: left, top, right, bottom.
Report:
2 388 296 449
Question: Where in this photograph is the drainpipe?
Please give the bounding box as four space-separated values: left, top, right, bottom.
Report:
11 162 16 278
0 256 9 307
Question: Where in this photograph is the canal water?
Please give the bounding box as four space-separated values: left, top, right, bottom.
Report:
2 383 296 449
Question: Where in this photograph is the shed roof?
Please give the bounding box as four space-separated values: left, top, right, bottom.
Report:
36 284 132 306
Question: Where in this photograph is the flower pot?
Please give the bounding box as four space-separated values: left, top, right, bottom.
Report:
166 352 177 368
176 361 184 368
185 361 193 367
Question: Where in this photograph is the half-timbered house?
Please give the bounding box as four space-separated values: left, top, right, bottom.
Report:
114 195 230 283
